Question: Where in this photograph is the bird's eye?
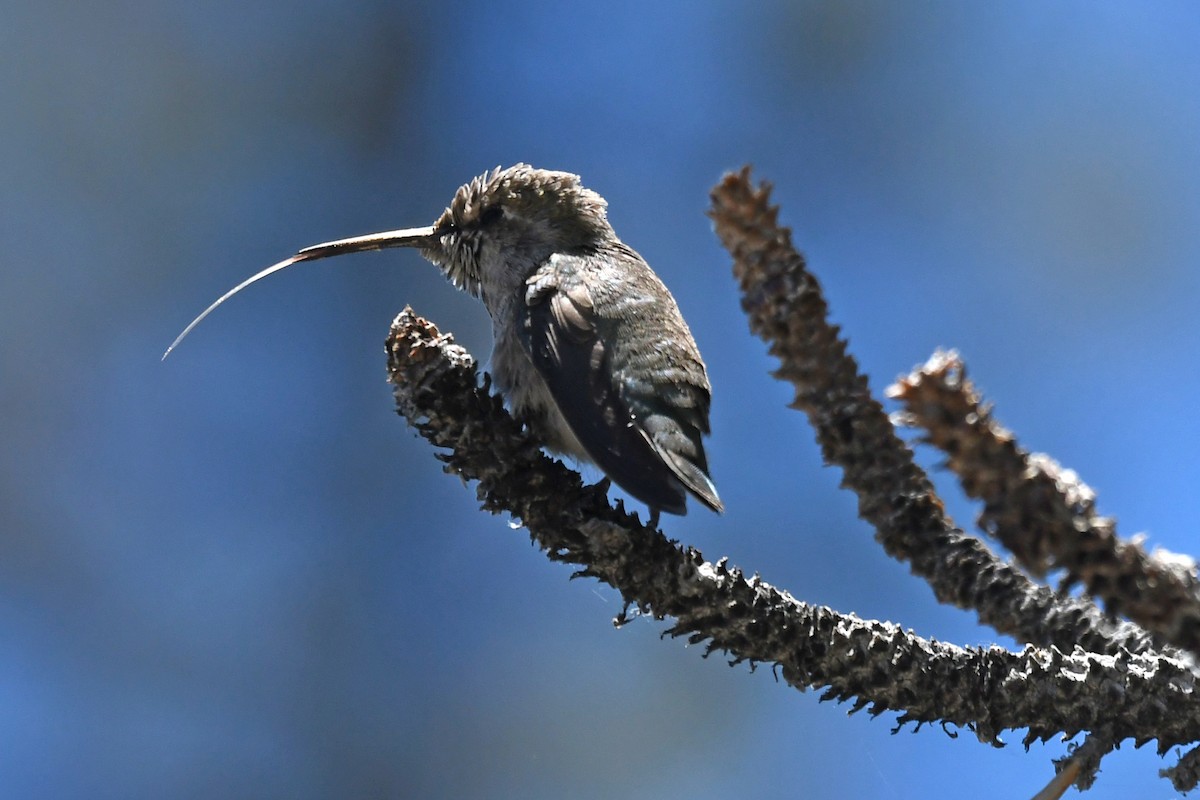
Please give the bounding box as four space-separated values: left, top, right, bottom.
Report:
478 206 503 227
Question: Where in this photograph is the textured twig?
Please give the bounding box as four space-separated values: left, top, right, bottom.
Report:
891 350 1200 656
1164 744 1200 793
706 167 1155 658
385 307 1200 751
1048 730 1116 793
1031 759 1081 800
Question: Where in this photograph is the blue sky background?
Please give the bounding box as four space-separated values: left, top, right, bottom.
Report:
5 2 1200 797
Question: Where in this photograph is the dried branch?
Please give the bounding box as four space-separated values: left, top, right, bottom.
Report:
385 308 1200 752
891 349 1200 656
1048 730 1116 794
1164 744 1200 793
706 167 1154 657
384 168 1200 792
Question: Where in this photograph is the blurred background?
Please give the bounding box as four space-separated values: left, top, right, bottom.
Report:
5 1 1200 797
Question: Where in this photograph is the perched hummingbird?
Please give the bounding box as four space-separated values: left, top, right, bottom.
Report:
166 165 722 516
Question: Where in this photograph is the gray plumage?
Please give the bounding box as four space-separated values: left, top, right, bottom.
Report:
165 164 722 516
427 166 721 515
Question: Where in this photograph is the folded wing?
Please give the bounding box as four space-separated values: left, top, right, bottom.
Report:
519 251 722 515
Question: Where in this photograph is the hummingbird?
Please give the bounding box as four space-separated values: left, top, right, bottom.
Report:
165 165 722 517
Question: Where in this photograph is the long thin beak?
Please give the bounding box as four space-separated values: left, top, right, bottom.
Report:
162 226 440 360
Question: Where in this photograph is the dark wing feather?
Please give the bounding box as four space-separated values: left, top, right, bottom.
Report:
519 252 722 515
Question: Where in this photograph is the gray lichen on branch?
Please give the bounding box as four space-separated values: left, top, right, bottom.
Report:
891 349 1200 657
706 168 1154 659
